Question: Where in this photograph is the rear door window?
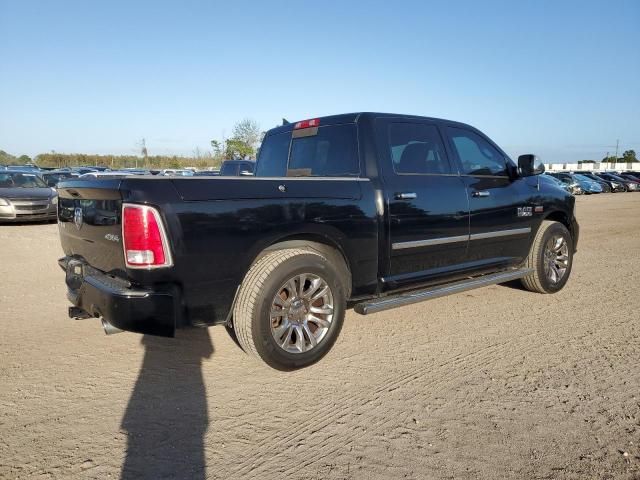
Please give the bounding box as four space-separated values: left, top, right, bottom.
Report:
388 123 452 174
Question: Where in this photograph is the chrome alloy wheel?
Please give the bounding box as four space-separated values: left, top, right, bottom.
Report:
543 235 570 284
270 273 334 354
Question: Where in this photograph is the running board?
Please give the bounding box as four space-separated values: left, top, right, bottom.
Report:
354 268 534 315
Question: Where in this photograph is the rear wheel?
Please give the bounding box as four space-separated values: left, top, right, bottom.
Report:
232 248 346 370
521 220 573 294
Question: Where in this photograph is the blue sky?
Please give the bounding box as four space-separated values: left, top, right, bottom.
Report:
1 0 638 162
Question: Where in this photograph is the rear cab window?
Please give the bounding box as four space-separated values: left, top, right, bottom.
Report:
255 122 360 177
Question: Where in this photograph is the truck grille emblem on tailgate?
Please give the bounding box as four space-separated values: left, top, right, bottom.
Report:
73 207 83 230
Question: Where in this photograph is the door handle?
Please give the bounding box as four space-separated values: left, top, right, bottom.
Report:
472 191 490 198
395 192 417 200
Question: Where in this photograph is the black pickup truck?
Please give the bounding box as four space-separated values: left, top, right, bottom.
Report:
57 113 578 370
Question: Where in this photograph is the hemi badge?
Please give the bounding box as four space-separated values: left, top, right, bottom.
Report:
534 206 544 213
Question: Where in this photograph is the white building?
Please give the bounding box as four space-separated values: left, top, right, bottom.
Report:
545 162 640 172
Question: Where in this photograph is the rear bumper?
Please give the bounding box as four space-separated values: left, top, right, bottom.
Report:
60 256 180 337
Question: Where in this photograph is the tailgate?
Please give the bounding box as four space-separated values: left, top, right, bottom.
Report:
57 179 125 273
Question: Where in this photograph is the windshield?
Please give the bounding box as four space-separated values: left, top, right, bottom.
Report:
543 175 561 184
604 173 627 181
42 173 76 186
0 172 48 188
572 174 592 182
554 175 572 184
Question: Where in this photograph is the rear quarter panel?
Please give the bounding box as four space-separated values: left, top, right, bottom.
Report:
121 177 379 326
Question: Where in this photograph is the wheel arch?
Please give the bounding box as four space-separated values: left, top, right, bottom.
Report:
540 207 578 252
543 209 570 230
245 228 353 298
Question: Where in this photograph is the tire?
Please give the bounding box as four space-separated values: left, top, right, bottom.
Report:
232 248 347 371
520 220 573 294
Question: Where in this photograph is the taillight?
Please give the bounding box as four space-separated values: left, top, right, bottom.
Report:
122 204 172 268
294 118 320 129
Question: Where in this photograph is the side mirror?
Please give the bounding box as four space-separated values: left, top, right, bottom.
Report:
518 154 545 176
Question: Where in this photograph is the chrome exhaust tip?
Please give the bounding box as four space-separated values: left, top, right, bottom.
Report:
101 318 124 335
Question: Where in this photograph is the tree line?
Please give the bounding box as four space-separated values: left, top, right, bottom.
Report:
601 150 637 164
1 119 264 170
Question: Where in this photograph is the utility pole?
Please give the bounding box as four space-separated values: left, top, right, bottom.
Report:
615 139 619 162
138 138 148 168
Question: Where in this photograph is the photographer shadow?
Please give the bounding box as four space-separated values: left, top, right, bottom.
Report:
120 328 214 480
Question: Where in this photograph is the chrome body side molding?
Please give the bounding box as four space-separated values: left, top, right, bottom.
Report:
469 227 531 241
392 227 531 250
391 235 468 250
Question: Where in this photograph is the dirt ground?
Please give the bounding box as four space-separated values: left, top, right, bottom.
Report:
1 193 639 480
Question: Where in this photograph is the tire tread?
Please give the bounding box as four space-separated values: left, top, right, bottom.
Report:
521 220 565 293
232 248 324 361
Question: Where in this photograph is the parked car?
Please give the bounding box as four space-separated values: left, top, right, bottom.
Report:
589 173 626 192
571 174 603 194
617 172 640 186
84 166 110 172
622 171 640 181
7 164 40 172
548 172 600 194
56 112 578 370
40 170 80 188
596 172 638 192
79 171 136 180
577 173 612 193
159 169 194 177
546 173 583 195
119 168 151 175
219 160 255 176
540 174 573 193
69 167 99 176
193 170 220 176
0 171 58 222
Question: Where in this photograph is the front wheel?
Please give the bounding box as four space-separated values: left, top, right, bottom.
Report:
232 248 346 371
520 220 574 294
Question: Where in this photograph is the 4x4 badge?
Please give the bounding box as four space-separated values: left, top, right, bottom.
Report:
73 207 83 230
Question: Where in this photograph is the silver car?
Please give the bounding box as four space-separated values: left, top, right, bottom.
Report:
0 171 58 222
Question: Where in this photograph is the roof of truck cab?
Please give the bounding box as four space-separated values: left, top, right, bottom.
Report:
266 112 476 136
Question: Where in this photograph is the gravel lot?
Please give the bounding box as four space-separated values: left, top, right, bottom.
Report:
1 193 639 480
